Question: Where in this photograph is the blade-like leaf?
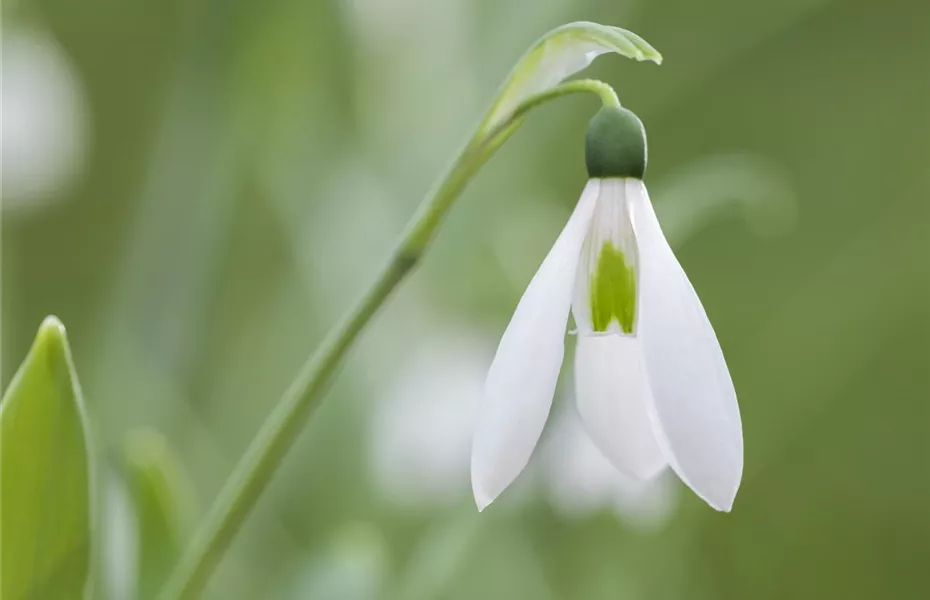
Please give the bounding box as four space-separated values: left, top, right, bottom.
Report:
123 428 192 600
479 21 662 135
1 316 93 600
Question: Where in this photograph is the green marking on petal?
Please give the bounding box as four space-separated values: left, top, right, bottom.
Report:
589 241 637 333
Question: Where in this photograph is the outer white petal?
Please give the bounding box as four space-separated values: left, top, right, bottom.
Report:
627 179 744 511
574 335 666 480
471 180 600 510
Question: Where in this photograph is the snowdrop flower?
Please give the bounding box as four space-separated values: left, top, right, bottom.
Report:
472 106 743 512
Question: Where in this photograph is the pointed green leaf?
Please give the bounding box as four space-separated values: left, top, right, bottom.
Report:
122 428 193 600
479 21 662 135
1 316 93 600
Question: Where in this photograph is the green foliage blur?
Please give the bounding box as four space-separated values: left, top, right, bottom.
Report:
2 0 928 598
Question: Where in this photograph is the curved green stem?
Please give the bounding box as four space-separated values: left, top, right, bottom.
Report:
514 78 620 115
158 78 617 600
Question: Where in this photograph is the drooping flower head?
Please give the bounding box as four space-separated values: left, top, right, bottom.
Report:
472 106 743 512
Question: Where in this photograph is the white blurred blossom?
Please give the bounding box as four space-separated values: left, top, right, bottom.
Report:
542 405 678 530
2 27 87 208
369 331 491 506
102 478 138 600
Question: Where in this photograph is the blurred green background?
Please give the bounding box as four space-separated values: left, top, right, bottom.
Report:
2 0 929 598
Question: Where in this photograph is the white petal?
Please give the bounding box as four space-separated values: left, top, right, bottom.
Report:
574 334 666 480
627 179 744 511
471 180 600 510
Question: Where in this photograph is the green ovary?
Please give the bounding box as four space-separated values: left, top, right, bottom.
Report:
589 241 637 333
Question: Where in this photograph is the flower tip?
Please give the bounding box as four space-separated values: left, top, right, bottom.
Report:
471 482 494 512
703 485 739 513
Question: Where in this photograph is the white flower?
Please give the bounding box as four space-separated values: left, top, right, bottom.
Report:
471 107 743 512
1 26 87 208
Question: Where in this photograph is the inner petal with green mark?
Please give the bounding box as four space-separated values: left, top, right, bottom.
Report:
589 241 637 333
